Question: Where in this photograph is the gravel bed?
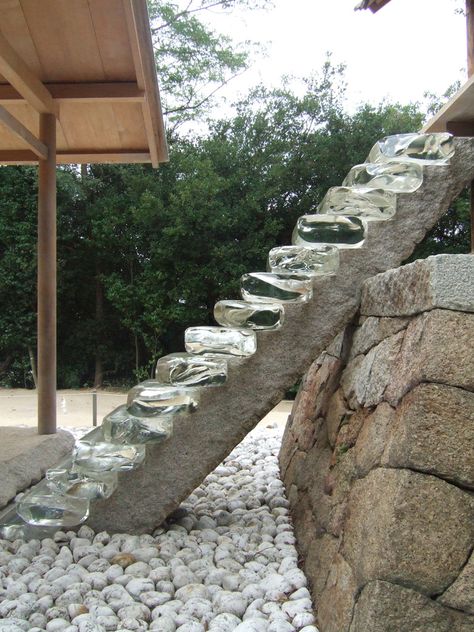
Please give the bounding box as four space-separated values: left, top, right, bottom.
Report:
0 428 318 632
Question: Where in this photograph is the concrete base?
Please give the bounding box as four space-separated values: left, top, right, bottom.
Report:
0 427 75 508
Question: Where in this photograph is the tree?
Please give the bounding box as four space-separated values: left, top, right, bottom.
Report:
147 0 271 131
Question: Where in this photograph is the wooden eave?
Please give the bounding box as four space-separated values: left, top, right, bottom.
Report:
0 0 168 168
355 0 392 14
423 74 474 136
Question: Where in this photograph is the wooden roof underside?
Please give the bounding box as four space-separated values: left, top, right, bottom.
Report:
355 0 392 13
0 0 168 167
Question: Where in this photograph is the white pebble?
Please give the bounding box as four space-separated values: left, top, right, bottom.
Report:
213 591 248 618
46 618 71 632
172 567 198 589
234 619 268 631
293 612 315 627
282 598 313 619
149 615 176 631
176 623 205 632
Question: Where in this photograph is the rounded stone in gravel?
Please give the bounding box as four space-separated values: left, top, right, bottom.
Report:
208 612 242 631
181 597 213 619
117 603 151 622
213 591 248 618
88 559 110 573
5 581 27 599
175 622 205 632
105 564 124 582
125 577 155 598
149 615 176 631
293 611 315 627
130 547 159 563
267 620 294 632
46 618 71 631
110 553 136 568
299 627 319 632
0 619 30 631
93 532 110 546
7 558 29 574
29 613 48 628
233 619 268 631
76 526 94 540
172 566 198 588
139 590 171 608
56 589 85 607
67 604 89 619
282 597 313 619
285 568 307 590
118 617 148 631
124 561 150 577
174 583 209 603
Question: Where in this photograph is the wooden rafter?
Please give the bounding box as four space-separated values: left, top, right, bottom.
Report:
0 149 151 164
0 82 145 104
0 30 57 116
0 105 47 159
122 0 168 167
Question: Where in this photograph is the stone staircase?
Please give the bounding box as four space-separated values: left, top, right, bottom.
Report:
2 133 474 536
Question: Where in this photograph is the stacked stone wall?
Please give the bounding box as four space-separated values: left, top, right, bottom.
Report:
279 255 474 632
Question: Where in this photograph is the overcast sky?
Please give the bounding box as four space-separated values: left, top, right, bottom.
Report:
203 0 467 110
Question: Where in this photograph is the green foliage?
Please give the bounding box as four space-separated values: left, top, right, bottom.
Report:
0 2 469 387
148 0 271 130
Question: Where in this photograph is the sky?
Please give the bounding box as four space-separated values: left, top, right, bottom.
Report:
202 0 467 111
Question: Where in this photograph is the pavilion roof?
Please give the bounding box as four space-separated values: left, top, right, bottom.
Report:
355 0 392 13
0 0 168 167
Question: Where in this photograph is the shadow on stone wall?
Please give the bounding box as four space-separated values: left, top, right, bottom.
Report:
279 255 474 632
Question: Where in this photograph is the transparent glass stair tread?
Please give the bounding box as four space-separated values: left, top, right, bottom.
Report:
185 326 257 356
214 299 284 330
156 352 228 386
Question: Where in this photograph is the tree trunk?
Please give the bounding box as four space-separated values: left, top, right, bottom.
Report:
0 354 13 376
28 347 38 387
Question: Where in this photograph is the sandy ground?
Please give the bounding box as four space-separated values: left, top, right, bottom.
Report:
0 388 293 432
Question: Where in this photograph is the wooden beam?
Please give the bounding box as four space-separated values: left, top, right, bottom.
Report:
0 105 47 159
468 0 474 77
55 151 152 164
423 74 474 133
0 149 152 164
0 150 37 164
37 113 57 435
122 0 168 167
0 30 57 116
368 0 392 13
446 120 474 136
0 82 145 104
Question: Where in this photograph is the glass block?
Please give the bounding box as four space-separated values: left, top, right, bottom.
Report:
241 272 313 303
73 426 146 472
317 186 396 221
268 245 339 276
17 479 89 527
46 457 118 500
343 161 423 192
292 214 365 249
156 352 228 387
103 404 173 445
185 326 257 356
368 132 454 165
127 381 199 417
214 299 284 330
0 505 28 540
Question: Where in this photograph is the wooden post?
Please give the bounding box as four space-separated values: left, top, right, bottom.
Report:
37 113 57 434
468 0 474 76
467 1 474 252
